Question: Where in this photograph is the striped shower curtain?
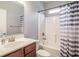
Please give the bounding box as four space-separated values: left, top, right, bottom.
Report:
60 1 79 57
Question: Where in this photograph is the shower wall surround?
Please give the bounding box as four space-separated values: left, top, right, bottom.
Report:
60 1 79 57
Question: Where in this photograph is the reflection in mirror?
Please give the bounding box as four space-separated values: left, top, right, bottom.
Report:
0 9 7 35
0 1 24 38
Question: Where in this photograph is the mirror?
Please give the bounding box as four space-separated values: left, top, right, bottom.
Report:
0 1 24 36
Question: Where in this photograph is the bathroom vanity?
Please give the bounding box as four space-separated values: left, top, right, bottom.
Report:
4 42 36 57
0 38 36 57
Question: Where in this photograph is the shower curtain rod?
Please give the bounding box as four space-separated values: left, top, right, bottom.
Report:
38 1 74 13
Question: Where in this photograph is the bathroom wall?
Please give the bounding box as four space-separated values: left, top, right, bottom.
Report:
24 1 44 39
0 1 24 34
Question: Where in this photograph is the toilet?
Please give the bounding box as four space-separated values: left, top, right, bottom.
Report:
37 49 51 57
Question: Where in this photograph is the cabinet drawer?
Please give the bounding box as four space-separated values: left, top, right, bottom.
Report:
5 49 24 57
25 50 36 57
25 43 36 55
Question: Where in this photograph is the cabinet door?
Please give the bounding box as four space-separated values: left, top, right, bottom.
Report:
25 43 36 55
25 50 36 57
5 49 24 57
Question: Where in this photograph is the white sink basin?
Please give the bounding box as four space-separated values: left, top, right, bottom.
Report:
4 41 25 47
0 41 25 49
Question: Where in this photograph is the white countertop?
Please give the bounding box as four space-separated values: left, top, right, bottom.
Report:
0 38 36 57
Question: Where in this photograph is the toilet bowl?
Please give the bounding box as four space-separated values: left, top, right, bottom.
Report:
37 49 51 57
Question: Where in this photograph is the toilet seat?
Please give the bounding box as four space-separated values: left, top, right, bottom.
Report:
37 49 51 57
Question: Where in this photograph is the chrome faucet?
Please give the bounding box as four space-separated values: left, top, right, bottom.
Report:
0 33 7 45
42 32 46 40
0 33 15 45
8 35 15 42
1 38 5 45
42 32 47 45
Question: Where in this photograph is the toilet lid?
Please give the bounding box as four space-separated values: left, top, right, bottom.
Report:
37 49 51 57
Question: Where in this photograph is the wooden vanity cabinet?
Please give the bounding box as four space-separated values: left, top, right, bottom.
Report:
24 43 36 57
4 42 36 57
25 50 36 57
4 49 24 57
